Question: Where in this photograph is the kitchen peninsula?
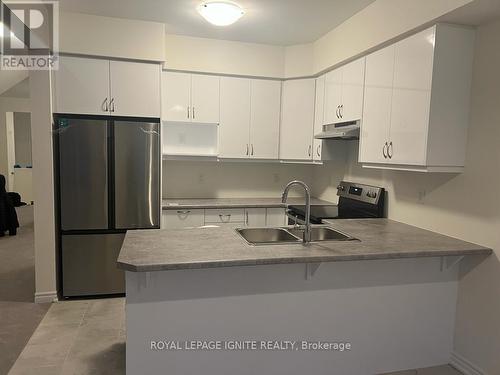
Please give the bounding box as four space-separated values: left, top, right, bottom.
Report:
118 219 491 375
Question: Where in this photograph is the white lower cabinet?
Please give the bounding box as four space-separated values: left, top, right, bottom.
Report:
266 208 287 226
162 207 287 229
162 209 204 229
244 208 267 227
205 209 245 225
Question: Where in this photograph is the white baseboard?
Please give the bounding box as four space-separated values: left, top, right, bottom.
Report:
450 352 485 375
34 291 58 304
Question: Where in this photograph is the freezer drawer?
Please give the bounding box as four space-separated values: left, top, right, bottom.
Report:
58 118 109 230
61 234 125 297
114 120 160 229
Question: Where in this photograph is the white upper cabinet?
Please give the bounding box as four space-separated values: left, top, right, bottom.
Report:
358 46 395 164
162 72 191 122
249 79 281 159
54 56 160 117
324 69 342 125
162 72 220 123
190 74 220 123
280 78 316 160
219 78 281 160
313 75 325 161
340 58 365 123
324 57 365 124
109 60 161 118
219 77 251 158
359 25 475 172
53 56 111 115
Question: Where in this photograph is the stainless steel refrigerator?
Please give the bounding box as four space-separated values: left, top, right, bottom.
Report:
55 115 160 297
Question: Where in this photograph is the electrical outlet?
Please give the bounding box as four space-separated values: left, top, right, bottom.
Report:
199 174 205 183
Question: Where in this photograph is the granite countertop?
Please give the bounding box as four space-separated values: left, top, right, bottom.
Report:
117 219 492 272
162 197 336 209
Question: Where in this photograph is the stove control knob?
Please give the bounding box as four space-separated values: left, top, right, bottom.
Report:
337 185 345 191
367 191 377 198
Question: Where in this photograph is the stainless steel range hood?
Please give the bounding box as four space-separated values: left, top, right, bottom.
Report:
314 121 360 140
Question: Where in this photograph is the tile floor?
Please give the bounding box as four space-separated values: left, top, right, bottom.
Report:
8 297 464 375
0 206 50 374
8 298 125 375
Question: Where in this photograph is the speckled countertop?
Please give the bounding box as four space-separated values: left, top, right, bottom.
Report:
162 197 336 209
117 219 492 272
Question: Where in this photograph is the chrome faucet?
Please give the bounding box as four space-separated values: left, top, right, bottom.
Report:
282 180 311 244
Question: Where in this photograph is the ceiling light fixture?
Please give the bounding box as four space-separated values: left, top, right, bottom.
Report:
197 1 244 27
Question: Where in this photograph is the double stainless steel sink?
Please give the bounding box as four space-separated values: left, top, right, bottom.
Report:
236 226 357 246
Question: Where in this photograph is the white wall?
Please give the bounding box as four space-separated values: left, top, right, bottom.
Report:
312 18 500 374
165 34 286 78
313 0 473 73
163 160 314 199
30 71 57 303
60 12 165 62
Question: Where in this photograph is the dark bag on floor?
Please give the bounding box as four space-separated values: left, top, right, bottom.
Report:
7 192 26 207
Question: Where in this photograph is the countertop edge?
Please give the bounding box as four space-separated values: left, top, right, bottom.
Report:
118 247 493 273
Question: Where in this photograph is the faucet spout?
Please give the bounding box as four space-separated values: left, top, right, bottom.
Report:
282 180 312 244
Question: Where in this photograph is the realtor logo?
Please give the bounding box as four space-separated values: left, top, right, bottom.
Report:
1 0 59 70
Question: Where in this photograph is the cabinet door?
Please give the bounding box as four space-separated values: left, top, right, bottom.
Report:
219 77 251 158
313 75 325 161
279 79 315 160
205 208 245 224
191 74 220 123
389 27 434 166
162 209 205 229
359 47 394 164
393 28 435 91
53 56 110 115
359 87 392 164
266 208 286 226
110 61 161 118
249 80 281 159
341 57 365 123
245 208 267 227
389 89 431 165
324 69 342 124
163 72 191 122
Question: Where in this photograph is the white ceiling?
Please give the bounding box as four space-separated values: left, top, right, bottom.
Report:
58 0 377 46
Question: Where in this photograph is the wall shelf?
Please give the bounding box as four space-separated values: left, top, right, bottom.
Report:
162 121 219 157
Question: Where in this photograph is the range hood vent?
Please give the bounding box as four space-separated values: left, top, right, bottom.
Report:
314 121 360 140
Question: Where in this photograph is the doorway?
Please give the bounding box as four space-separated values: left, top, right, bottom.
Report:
5 111 33 204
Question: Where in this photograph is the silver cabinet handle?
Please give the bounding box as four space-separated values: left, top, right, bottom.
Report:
388 141 393 159
246 211 249 225
246 144 249 156
192 106 195 119
110 98 115 113
102 98 108 112
308 145 312 157
316 145 321 157
340 104 344 118
383 142 388 159
336 105 339 119
177 210 191 215
219 214 231 223
251 144 254 156
187 106 190 119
